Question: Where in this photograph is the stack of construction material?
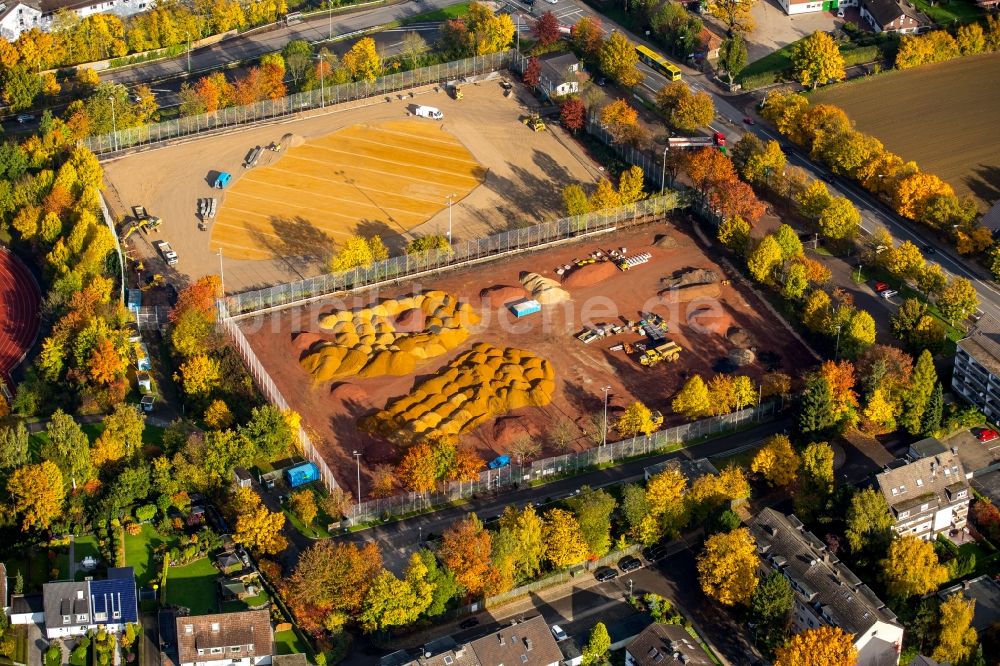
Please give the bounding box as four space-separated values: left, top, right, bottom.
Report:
617 252 652 270
521 273 570 304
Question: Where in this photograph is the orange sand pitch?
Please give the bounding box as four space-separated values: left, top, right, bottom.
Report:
210 119 486 261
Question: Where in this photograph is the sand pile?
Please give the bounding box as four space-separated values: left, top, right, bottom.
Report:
492 417 543 448
363 343 556 444
330 382 370 404
729 348 756 366
727 327 755 347
561 261 619 289
299 291 480 382
521 273 570 304
293 332 327 354
479 284 528 307
659 282 722 303
287 133 305 148
654 234 677 248
661 269 719 289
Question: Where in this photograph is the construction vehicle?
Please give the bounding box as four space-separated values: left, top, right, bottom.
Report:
521 114 546 132
639 341 682 367
450 84 463 100
120 207 162 241
154 240 178 266
667 131 726 149
650 410 664 428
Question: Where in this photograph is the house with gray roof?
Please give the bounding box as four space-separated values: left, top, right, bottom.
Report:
860 0 931 33
468 616 562 666
749 509 904 666
625 624 714 666
176 610 274 666
537 53 582 98
953 317 1000 423
875 452 970 541
42 567 139 639
938 575 1000 632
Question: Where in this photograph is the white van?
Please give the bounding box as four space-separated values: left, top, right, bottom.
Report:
414 105 444 120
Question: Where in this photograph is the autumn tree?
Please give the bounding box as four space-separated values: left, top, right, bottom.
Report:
466 2 515 55
656 81 714 133
287 540 382 632
7 461 65 531
396 442 438 493
342 37 381 82
598 32 643 87
600 98 643 145
563 183 591 216
566 487 617 558
707 0 757 33
522 56 541 87
497 504 545 583
818 197 861 241
589 178 622 210
572 16 605 61
440 513 492 595
289 489 318 526
617 401 659 437
881 535 948 598
43 409 94 488
792 31 845 89
560 98 586 133
232 486 287 555
751 435 801 487
358 554 434 632
743 140 786 187
204 399 234 429
533 10 560 46
774 626 857 666
751 572 794 652
543 507 589 567
845 488 893 553
618 166 647 205
331 235 389 272
697 528 758 606
718 34 747 85
938 276 979 325
672 374 711 420
932 594 978 664
91 403 145 470
718 215 751 256
747 235 783 283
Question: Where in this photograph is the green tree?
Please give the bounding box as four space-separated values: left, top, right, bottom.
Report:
282 40 314 90
718 34 748 85
43 409 94 488
845 488 893 553
598 32 643 87
818 197 861 241
0 422 30 470
239 405 296 463
2 64 41 111
418 549 459 618
566 487 617 558
751 571 794 652
747 235 783 283
792 31 845 89
938 277 979 325
582 622 611 666
718 215 751 256
620 483 650 538
795 441 835 519
900 350 937 435
923 383 943 436
798 373 838 435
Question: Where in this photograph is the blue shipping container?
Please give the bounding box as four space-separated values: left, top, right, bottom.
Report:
509 299 541 318
284 462 320 488
127 289 142 313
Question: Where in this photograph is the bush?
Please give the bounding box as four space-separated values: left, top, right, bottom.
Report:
135 504 157 522
841 45 880 67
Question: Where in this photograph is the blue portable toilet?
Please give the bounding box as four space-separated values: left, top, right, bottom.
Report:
213 172 232 189
284 462 320 488
127 288 142 313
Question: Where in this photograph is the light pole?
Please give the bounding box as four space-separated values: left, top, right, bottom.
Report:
601 386 611 447
109 96 117 152
660 144 668 193
185 32 191 73
314 54 326 108
446 194 455 244
352 450 362 505
834 324 842 361
217 248 225 296
516 13 520 52
329 0 333 41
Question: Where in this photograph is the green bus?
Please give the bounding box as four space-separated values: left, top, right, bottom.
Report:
635 45 682 81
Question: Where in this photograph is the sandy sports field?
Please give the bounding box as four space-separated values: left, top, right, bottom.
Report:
102 81 604 293
238 221 817 498
810 51 1000 210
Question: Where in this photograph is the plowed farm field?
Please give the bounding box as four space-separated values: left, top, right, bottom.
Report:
811 51 1000 209
212 120 486 261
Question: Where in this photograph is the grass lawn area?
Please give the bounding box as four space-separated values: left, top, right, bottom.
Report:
74 535 101 562
165 558 218 615
274 630 307 656
124 523 176 587
401 1 469 23
6 555 49 591
739 42 797 83
710 442 765 471
283 506 332 539
910 0 981 25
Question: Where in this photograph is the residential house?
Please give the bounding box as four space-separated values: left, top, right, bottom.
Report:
468 616 563 666
874 451 970 541
953 319 1000 423
778 0 857 16
910 658 947 666
625 624 714 666
37 0 155 32
537 52 582 97
0 1 42 41
938 575 1000 632
860 0 931 34
749 509 904 666
42 567 139 639
10 593 44 625
175 610 274 666
644 457 719 483
696 27 722 61
233 467 253 489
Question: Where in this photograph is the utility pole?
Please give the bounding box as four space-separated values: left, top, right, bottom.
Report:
660 144 668 193
601 386 611 447
352 450 362 505
217 248 225 296
446 194 455 244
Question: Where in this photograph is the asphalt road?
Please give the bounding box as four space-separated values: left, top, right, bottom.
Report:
340 417 792 570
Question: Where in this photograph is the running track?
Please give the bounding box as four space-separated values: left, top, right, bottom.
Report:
0 247 40 390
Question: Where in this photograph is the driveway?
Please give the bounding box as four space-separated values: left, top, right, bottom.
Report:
745 0 843 62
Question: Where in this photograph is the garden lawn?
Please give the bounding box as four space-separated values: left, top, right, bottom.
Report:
282 505 332 539
910 0 981 25
401 1 470 23
124 523 176 587
165 558 218 615
274 630 307 656
28 425 165 462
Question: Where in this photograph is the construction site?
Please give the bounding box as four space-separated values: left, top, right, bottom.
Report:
239 223 816 490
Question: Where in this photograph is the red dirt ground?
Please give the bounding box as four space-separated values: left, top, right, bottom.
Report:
0 247 40 389
239 219 815 497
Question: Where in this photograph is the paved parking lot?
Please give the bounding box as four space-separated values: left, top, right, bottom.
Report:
746 0 844 61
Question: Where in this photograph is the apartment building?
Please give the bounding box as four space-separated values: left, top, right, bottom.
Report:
953 320 1000 423
875 452 970 541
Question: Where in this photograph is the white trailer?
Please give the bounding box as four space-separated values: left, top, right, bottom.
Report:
414 105 444 120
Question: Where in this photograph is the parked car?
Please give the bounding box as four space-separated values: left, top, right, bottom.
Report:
742 116 755 125
977 429 999 443
922 244 937 255
459 617 480 629
15 114 34 124
619 556 642 573
594 566 619 582
551 625 568 641
488 455 511 469
643 545 667 561
874 282 890 293
881 289 898 300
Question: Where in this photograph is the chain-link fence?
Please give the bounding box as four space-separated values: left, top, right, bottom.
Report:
81 52 514 156
223 193 680 316
349 401 778 523
220 308 340 491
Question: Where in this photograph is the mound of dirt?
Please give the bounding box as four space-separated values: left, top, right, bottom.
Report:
727 327 755 347
330 382 370 405
653 234 677 248
479 284 528 308
659 282 722 303
661 268 720 289
521 272 570 304
561 261 619 289
292 331 327 353
492 417 543 449
729 348 756 367
394 307 426 332
287 133 305 148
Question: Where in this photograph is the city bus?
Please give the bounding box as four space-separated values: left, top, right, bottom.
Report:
635 44 682 81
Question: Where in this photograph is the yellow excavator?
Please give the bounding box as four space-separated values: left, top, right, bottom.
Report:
521 113 546 132
120 208 162 242
639 341 682 367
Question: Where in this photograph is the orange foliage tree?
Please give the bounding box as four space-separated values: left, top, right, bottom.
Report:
286 540 382 632
439 513 493 596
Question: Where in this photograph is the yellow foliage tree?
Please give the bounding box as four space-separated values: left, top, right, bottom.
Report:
818 197 861 240
774 626 857 666
932 594 978 665
7 461 66 531
232 486 288 555
880 535 948 598
179 354 221 399
342 37 381 82
792 31 845 89
751 435 801 487
589 178 622 211
289 489 318 526
204 399 234 429
862 387 896 434
598 32 643 87
672 374 711 420
696 527 758 606
617 166 647 205
893 172 955 221
707 0 757 33
543 508 589 568
617 401 659 437
747 235 782 283
645 464 690 541
330 235 390 272
600 98 641 145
